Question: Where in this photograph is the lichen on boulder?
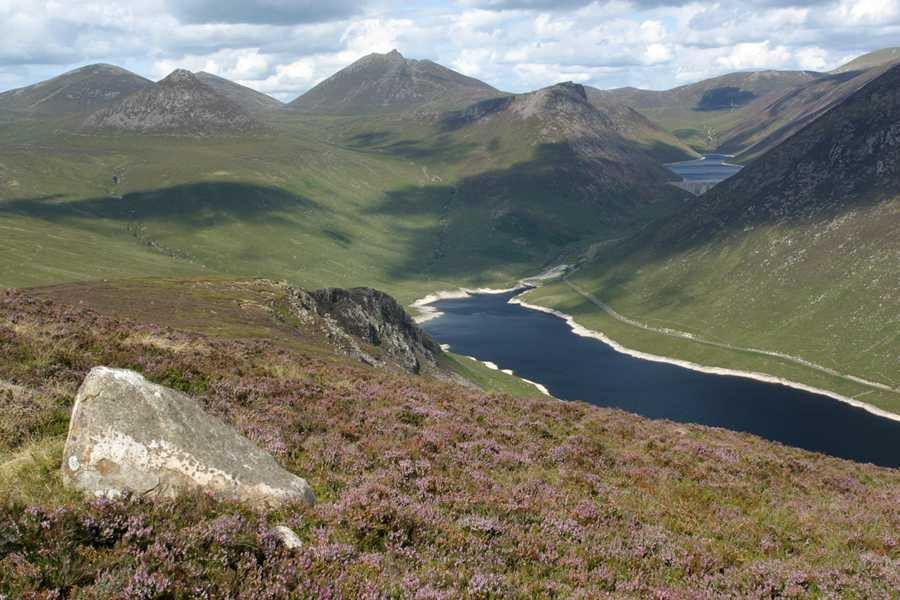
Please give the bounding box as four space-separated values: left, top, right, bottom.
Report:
62 367 315 507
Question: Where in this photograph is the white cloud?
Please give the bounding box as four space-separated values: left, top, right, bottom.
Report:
716 41 792 70
794 46 829 71
1 0 899 100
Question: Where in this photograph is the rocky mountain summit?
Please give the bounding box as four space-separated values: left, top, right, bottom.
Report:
82 69 266 136
289 49 501 114
0 63 151 116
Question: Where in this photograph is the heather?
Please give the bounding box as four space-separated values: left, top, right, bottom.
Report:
0 285 898 598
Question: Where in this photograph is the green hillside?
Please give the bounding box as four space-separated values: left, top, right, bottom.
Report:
0 68 688 306
589 70 820 152
591 47 900 160
526 65 900 414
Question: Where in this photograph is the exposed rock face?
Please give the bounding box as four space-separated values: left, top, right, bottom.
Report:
83 69 266 136
62 367 315 507
285 286 444 376
289 49 501 114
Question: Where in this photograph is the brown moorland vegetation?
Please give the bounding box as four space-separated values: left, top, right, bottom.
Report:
0 279 897 598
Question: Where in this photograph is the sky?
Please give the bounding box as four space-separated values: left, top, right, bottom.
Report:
1 0 898 101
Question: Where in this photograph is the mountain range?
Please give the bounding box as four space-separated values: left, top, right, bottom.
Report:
0 46 897 415
594 48 900 159
1 39 899 598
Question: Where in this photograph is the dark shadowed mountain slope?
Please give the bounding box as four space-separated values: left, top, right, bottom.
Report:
366 82 690 278
698 63 900 226
0 64 151 116
443 82 688 178
289 50 502 114
532 64 900 411
720 48 900 160
82 69 266 136
595 70 819 112
590 69 820 152
584 89 699 161
194 71 283 113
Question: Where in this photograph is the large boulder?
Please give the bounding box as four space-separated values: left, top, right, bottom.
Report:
62 367 315 507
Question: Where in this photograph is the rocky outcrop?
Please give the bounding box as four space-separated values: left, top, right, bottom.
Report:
285 286 444 376
62 367 315 507
83 69 266 136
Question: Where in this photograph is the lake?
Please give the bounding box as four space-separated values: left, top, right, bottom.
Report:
665 154 743 183
422 289 900 468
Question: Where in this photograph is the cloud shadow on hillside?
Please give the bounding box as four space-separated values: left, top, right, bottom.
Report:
0 182 325 230
346 130 477 163
362 142 687 284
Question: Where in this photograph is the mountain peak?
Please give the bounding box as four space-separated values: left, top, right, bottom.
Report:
0 63 151 115
83 68 266 136
289 52 499 115
160 69 200 86
548 81 588 101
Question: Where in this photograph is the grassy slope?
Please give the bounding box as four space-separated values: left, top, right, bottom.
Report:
1 280 897 597
524 68 900 414
721 64 900 162
596 51 900 159
0 90 687 306
596 71 819 154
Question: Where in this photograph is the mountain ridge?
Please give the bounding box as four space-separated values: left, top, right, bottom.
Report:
527 63 900 413
82 69 267 136
194 71 283 113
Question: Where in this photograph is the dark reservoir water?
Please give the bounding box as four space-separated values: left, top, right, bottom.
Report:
666 154 743 183
422 290 900 468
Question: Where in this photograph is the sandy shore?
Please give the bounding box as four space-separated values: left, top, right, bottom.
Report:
410 265 570 323
509 296 900 423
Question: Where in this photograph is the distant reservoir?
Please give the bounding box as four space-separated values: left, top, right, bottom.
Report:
422 289 900 468
666 154 743 195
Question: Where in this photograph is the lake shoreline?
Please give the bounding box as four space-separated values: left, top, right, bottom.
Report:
413 285 900 424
